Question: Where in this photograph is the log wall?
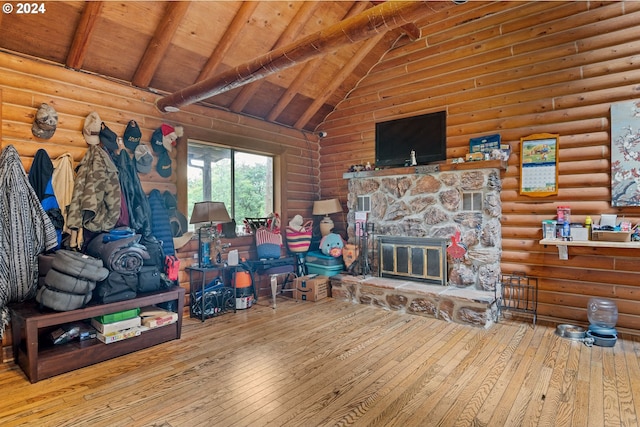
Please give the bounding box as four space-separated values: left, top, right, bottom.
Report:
318 1 640 332
0 51 318 353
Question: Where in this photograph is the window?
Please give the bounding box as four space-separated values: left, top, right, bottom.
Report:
187 141 274 230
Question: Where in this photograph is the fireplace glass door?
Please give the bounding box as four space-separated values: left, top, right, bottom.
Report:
378 237 447 285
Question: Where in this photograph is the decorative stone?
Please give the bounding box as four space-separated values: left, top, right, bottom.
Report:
408 298 438 317
414 174 441 194
411 195 437 213
438 299 454 321
384 201 412 221
484 192 501 218
440 172 459 187
457 306 490 327
351 178 379 195
478 264 500 292
423 206 448 225
440 189 461 211
449 264 476 287
487 170 502 191
370 192 388 220
453 212 483 229
460 170 485 190
387 293 408 309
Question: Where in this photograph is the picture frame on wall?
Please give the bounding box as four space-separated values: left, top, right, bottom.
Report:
611 99 640 207
519 133 559 197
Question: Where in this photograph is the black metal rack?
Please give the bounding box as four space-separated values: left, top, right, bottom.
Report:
496 272 538 326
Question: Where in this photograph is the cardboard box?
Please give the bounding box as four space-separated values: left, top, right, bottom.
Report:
591 230 631 242
94 308 140 324
140 306 178 329
91 316 141 334
96 327 142 344
293 275 328 301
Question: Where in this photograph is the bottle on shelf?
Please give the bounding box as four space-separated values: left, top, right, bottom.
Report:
585 216 592 240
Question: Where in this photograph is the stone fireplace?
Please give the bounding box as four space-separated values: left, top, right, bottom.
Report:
330 162 506 328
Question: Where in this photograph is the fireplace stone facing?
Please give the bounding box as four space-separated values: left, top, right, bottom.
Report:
339 164 505 328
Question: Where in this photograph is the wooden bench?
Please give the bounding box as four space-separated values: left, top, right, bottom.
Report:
9 286 184 383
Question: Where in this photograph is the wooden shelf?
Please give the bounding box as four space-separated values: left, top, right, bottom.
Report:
342 159 507 179
539 238 640 260
539 238 640 249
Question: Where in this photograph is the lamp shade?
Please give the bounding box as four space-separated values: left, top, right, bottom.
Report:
313 198 342 216
189 201 231 224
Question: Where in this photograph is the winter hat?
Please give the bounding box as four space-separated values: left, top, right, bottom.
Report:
160 124 183 152
134 144 153 174
83 112 102 145
156 150 172 177
31 103 58 140
150 127 166 154
99 122 118 152
123 120 142 150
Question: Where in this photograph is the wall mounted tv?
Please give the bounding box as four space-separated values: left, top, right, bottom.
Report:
375 110 447 168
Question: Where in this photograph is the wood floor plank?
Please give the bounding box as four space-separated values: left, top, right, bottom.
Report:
1 298 640 427
588 345 605 427
475 324 545 427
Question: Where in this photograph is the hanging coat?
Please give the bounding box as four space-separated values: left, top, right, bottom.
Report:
66 145 121 248
113 150 151 236
0 145 58 340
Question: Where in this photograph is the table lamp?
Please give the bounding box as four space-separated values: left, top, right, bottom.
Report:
313 198 342 237
190 201 232 267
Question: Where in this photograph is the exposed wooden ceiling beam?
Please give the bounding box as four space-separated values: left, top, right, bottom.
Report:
266 1 370 123
66 2 103 70
196 1 259 83
295 33 385 129
132 1 191 88
156 1 435 114
229 1 322 113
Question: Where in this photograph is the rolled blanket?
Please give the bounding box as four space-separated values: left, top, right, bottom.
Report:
108 245 147 274
44 268 97 295
51 250 109 282
85 233 149 274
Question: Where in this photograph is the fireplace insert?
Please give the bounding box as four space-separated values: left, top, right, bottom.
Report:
377 236 447 285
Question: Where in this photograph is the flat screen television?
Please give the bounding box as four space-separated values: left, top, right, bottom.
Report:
375 110 447 167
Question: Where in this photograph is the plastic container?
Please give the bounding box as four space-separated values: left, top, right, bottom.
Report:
306 262 343 277
587 297 618 328
542 220 557 239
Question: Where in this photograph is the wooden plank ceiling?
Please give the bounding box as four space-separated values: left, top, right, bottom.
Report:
0 1 458 132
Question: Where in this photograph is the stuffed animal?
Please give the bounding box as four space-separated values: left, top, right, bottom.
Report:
320 233 344 257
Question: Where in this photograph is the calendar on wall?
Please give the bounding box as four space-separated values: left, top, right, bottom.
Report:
519 133 559 197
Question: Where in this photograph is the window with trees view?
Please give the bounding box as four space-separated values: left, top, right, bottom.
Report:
187 141 274 232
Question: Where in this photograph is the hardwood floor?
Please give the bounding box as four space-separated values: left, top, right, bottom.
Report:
0 297 638 427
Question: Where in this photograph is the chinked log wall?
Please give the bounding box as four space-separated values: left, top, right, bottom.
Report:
318 1 640 333
0 51 318 355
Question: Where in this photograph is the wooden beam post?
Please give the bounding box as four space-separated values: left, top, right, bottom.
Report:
156 1 434 113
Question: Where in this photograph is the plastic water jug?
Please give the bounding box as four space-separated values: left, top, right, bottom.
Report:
587 297 618 328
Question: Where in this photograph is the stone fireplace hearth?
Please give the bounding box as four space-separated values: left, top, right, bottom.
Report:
334 162 506 328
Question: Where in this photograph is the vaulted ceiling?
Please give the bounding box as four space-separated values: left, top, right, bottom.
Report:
0 1 458 132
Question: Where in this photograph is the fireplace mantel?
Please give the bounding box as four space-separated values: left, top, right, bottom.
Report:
343 159 507 180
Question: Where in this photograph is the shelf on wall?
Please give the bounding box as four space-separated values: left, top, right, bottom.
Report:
342 159 507 179
539 238 640 260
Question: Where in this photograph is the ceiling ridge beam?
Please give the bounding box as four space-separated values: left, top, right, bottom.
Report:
132 1 191 88
66 2 104 70
156 1 435 114
229 1 321 113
